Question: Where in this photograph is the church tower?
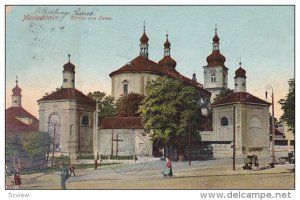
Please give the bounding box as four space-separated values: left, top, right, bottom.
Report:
203 27 228 100
139 22 149 58
234 61 247 92
158 33 177 69
11 77 22 107
62 54 75 88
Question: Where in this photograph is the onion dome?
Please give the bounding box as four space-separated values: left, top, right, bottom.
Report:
140 32 149 43
213 33 220 43
206 51 226 66
164 37 171 48
206 27 226 67
235 62 247 78
63 54 75 72
158 56 177 69
12 83 22 96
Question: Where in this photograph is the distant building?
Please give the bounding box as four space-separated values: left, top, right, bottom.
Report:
37 55 96 158
5 79 40 171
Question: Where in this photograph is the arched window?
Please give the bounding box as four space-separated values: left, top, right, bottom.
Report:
122 80 129 96
211 74 216 83
82 115 89 126
221 117 229 126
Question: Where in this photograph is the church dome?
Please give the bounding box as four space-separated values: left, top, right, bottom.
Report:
140 32 149 43
63 62 75 72
206 51 226 67
158 56 177 69
164 38 171 48
213 34 220 43
235 67 247 78
12 84 22 96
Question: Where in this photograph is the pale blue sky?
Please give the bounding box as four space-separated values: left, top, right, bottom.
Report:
6 5 294 118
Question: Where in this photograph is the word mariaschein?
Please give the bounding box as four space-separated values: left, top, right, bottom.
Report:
21 7 111 21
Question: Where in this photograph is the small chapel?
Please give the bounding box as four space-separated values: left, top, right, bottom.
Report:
37 55 96 158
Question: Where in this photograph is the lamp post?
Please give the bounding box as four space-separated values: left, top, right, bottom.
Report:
233 105 236 171
94 99 99 169
265 84 275 168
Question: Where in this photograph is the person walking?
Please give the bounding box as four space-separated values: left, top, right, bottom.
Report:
161 156 173 177
69 164 76 176
58 162 69 189
13 172 21 189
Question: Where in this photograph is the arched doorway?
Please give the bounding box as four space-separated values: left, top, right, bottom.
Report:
48 113 61 152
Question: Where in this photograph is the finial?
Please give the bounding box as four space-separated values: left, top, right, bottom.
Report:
215 24 218 33
68 54 70 63
166 30 168 39
143 21 145 32
239 57 242 67
16 75 18 85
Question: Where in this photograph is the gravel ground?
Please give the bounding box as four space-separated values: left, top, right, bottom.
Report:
11 157 295 190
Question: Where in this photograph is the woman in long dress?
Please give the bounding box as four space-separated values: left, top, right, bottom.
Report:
162 157 173 177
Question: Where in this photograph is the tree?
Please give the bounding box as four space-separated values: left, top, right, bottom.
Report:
278 78 295 134
116 93 144 117
87 91 117 120
22 132 51 157
139 76 203 158
213 88 234 103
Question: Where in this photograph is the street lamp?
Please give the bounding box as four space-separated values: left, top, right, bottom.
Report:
94 98 100 169
265 84 275 168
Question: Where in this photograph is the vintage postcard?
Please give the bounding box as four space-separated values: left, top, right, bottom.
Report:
4 4 295 199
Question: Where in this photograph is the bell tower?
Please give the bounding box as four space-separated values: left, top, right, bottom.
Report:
203 26 228 100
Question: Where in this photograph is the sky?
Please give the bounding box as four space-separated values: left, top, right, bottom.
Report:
5 5 294 119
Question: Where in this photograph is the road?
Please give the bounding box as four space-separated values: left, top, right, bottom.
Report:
17 157 295 189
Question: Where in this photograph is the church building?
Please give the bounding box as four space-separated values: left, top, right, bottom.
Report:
37 55 96 158
98 25 212 158
200 62 271 158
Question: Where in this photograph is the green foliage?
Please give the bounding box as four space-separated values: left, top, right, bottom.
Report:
213 88 234 103
5 142 18 158
116 93 144 117
22 132 51 157
278 78 295 134
139 76 203 155
88 91 117 119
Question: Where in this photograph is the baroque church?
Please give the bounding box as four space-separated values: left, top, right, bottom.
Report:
35 24 271 161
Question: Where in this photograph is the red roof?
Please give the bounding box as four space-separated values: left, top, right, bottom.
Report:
6 107 39 132
109 55 210 96
100 117 143 129
37 88 95 106
213 92 271 106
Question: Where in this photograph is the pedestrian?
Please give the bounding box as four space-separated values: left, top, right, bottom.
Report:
58 161 69 189
161 156 173 177
69 164 76 176
13 172 21 189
